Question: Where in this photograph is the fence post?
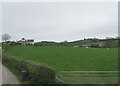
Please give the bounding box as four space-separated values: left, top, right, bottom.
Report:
21 70 28 81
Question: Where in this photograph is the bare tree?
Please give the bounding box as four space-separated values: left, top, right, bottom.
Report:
2 33 11 42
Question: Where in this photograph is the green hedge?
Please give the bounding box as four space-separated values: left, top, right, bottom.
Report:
2 53 56 84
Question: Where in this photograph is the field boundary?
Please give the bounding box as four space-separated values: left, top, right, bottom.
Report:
58 71 118 84
60 71 118 73
2 52 56 84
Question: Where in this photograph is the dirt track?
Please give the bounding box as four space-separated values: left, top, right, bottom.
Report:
2 65 20 84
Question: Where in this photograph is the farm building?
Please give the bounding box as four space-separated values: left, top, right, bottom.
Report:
17 38 34 45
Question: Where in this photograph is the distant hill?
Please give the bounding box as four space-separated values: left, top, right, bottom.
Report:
34 37 119 48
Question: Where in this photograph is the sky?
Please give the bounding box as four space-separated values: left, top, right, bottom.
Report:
2 1 118 42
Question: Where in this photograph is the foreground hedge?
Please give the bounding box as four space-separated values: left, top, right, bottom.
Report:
2 53 56 84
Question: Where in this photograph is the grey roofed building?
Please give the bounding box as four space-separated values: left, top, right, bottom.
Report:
27 39 34 45
17 38 34 45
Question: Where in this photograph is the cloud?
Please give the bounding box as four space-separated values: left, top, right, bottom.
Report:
2 2 118 42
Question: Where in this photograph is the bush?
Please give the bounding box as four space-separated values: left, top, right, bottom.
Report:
22 60 56 84
2 53 56 84
90 44 99 48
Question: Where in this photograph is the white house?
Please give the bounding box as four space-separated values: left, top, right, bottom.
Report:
27 39 34 45
17 38 34 45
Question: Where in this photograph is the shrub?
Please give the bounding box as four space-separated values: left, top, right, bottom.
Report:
2 53 56 84
21 60 56 84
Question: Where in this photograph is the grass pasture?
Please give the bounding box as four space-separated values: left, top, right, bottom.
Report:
5 46 118 73
58 71 118 84
4 46 118 84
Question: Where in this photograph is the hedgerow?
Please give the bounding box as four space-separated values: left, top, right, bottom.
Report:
2 52 56 84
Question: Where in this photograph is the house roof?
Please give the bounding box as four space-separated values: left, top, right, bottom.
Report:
27 39 34 42
18 38 34 43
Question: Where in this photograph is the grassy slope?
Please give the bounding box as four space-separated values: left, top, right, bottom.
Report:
5 46 118 73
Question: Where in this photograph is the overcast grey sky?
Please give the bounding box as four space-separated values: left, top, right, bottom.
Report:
2 2 118 42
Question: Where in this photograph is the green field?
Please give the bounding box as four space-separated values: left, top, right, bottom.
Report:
5 46 118 73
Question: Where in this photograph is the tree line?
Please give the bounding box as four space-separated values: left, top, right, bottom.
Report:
2 33 120 48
